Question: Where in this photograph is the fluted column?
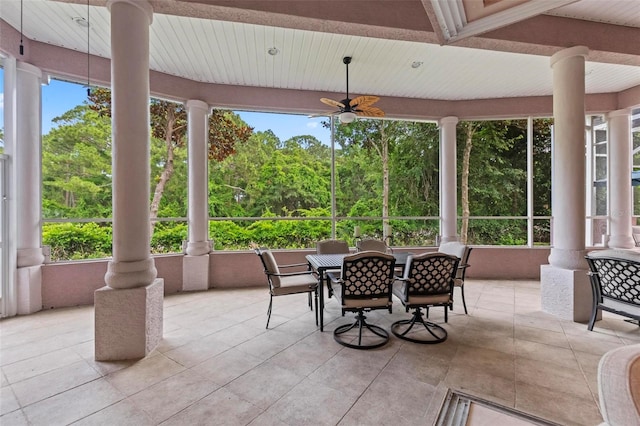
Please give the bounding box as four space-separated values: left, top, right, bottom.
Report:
439 116 459 244
607 109 634 249
15 61 44 314
541 46 591 322
95 0 163 361
182 100 211 291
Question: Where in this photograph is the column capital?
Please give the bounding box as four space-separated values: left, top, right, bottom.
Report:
107 0 153 24
439 116 459 127
550 46 588 68
607 108 631 119
16 61 42 78
185 99 210 112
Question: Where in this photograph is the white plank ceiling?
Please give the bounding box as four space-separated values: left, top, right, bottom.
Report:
0 0 638 103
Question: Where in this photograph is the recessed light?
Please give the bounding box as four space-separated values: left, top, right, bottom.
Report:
267 47 279 56
72 16 89 28
411 61 423 69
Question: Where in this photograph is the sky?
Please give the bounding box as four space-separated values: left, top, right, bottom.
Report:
0 71 331 145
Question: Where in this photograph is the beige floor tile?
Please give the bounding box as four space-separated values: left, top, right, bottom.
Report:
514 314 565 333
163 333 232 367
267 332 342 377
247 411 291 426
514 324 571 348
210 322 268 348
234 328 308 361
128 369 219 423
11 360 101 406
0 385 19 415
384 345 452 386
162 387 263 425
191 347 264 387
566 334 626 357
1 347 84 384
224 362 305 409
22 378 124 426
0 408 29 425
105 354 185 396
73 399 155 426
451 344 516 381
444 367 516 407
359 368 437 421
265 377 357 426
2 281 639 426
461 326 516 354
515 381 602 426
515 340 581 370
339 398 414 426
515 357 593 401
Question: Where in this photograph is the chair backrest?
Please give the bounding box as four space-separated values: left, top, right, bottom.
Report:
402 252 459 297
586 250 640 305
317 239 350 254
255 248 282 288
340 251 395 300
438 241 472 280
356 238 390 253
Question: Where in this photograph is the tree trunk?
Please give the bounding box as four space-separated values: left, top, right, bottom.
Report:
149 111 176 236
381 122 390 243
460 122 474 244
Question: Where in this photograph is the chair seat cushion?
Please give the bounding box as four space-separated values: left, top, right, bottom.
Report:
271 274 318 296
392 281 451 305
342 297 391 309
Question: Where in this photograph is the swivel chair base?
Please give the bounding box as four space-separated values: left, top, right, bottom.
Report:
334 311 389 349
391 308 447 344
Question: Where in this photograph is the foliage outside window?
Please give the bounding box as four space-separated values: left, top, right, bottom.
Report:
39 78 558 261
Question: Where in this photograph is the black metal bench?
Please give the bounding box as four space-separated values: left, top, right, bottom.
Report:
585 249 640 330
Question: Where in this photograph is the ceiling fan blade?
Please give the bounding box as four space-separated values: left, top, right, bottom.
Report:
350 95 380 109
355 106 385 117
320 98 345 109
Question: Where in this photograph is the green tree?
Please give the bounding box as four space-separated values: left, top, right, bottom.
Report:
42 105 112 218
88 88 252 232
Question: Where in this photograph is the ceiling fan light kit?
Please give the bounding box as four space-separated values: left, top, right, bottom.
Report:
339 111 357 123
317 56 385 124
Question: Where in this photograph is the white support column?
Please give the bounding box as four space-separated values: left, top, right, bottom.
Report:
95 0 163 361
607 109 634 249
541 46 591 322
439 116 459 244
15 61 44 315
182 100 211 291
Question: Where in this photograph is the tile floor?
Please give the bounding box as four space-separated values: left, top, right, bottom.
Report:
1 280 639 426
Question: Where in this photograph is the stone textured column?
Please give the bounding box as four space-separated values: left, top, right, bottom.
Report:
15 61 44 314
607 109 634 249
541 46 591 322
439 116 459 244
182 100 211 291
95 0 163 361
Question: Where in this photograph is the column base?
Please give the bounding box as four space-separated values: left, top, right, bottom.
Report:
94 279 164 361
16 265 42 315
607 234 635 249
540 265 593 322
182 254 210 291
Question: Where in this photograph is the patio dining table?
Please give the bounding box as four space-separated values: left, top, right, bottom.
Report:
306 252 411 331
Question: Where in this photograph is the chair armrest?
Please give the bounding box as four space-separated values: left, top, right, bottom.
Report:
458 263 470 269
268 270 316 278
326 271 341 284
279 262 309 269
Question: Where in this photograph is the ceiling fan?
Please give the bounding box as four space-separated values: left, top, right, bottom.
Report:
317 56 385 124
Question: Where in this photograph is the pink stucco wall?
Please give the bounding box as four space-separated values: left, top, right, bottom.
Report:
41 246 551 309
